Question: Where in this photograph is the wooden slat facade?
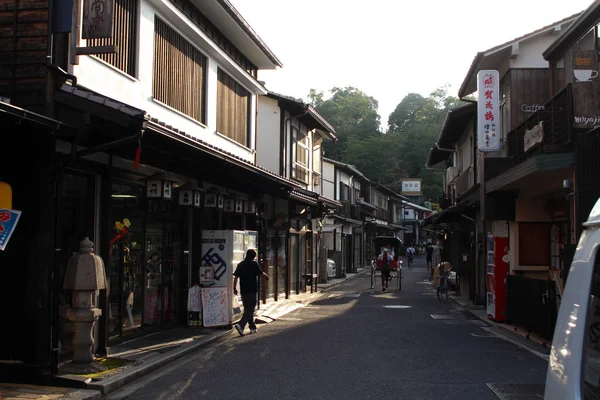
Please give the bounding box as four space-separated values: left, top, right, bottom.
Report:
0 0 49 111
216 68 249 147
505 69 552 131
153 17 206 123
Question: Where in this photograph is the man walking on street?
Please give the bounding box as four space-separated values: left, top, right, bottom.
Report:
233 249 269 336
426 242 434 275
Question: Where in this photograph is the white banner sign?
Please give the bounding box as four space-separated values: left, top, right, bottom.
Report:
477 70 500 152
401 180 421 194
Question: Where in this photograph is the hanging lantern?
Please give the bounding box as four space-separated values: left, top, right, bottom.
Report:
204 189 223 208
143 172 173 200
235 199 243 213
223 198 235 212
244 201 256 215
177 182 203 207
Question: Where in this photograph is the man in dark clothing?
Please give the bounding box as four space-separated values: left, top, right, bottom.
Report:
233 249 268 336
426 243 434 268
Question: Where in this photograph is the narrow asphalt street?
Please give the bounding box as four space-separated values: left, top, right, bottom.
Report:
107 257 548 400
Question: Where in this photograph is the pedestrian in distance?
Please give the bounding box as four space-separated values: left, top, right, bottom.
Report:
233 249 269 336
426 242 434 275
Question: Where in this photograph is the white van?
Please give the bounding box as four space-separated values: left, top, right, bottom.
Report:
545 198 600 399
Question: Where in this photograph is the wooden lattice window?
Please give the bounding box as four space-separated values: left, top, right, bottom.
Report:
217 69 250 147
153 18 207 123
87 0 138 77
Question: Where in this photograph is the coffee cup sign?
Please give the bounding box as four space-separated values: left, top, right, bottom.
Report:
574 69 598 82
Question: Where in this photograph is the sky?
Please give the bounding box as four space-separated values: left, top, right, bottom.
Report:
230 0 594 130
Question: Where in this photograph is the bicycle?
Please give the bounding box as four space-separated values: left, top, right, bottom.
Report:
407 256 414 270
437 275 449 301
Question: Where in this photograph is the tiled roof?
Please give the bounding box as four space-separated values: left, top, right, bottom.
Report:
148 118 299 189
59 82 299 190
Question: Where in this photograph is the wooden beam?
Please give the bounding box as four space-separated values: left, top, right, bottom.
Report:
510 42 519 59
75 45 119 55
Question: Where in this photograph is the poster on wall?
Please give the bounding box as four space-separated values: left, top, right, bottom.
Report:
201 287 228 327
0 209 21 251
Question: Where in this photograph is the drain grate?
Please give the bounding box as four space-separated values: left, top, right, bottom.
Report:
486 383 545 399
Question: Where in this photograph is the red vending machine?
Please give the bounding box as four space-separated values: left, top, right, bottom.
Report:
486 236 509 321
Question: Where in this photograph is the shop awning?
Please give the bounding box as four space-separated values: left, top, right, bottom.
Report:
321 223 344 232
0 100 73 133
432 202 478 225
332 214 362 226
486 152 574 194
53 81 301 198
402 200 431 212
426 146 452 168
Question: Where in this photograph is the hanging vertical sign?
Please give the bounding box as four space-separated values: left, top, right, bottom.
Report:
82 0 114 39
477 70 500 152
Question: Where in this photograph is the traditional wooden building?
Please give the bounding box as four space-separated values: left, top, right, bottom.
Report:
0 0 326 382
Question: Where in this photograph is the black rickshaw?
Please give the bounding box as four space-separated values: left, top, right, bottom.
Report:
370 236 404 291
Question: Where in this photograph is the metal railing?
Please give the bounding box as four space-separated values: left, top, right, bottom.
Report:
506 275 558 340
506 84 573 165
456 166 474 197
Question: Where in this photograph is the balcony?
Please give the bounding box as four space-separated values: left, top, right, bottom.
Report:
506 84 573 165
456 166 475 197
445 166 459 184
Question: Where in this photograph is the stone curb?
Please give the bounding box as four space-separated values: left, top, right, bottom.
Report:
87 330 231 395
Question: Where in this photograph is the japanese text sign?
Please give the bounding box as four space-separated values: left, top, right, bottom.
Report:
477 70 500 152
0 209 21 251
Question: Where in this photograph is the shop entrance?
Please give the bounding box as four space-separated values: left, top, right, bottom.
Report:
109 179 184 341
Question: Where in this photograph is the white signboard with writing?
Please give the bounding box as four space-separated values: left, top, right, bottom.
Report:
401 180 421 194
201 287 229 327
477 70 501 152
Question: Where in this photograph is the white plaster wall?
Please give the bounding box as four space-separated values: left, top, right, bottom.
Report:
71 0 262 162
322 161 335 200
509 35 558 69
256 96 280 174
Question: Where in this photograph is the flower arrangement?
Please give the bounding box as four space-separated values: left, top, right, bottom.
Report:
109 218 131 253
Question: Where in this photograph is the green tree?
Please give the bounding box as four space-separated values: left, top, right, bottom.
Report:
387 93 427 135
310 86 381 160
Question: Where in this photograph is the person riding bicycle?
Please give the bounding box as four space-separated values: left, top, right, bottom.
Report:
405 244 416 268
377 250 393 292
437 263 450 289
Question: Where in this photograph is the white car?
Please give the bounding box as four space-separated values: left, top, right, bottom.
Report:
327 258 336 278
545 197 600 399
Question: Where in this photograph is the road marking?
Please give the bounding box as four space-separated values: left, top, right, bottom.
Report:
471 333 496 337
430 314 455 320
384 305 412 309
277 317 303 321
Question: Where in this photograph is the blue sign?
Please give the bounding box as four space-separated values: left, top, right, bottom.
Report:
0 209 21 251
